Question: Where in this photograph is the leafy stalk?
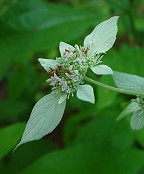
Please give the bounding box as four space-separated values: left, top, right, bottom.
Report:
84 76 144 97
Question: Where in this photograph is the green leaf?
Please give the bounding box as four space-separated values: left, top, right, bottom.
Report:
0 101 28 121
0 0 101 80
96 75 117 109
74 108 134 151
117 102 139 121
112 71 144 96
15 91 66 149
19 142 144 174
131 109 144 130
0 123 25 159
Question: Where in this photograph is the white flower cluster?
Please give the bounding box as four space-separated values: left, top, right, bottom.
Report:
46 45 103 97
39 16 119 104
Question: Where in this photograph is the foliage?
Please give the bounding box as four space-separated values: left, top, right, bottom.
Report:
0 0 144 173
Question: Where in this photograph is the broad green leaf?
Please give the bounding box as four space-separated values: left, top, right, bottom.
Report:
19 143 144 174
0 101 28 121
102 45 144 77
117 102 139 121
0 123 25 159
77 84 95 104
96 75 117 109
0 0 101 80
74 108 134 151
63 110 94 146
84 16 119 54
112 71 144 96
19 109 144 174
59 42 75 57
15 91 66 149
91 64 113 75
131 109 144 130
38 58 57 71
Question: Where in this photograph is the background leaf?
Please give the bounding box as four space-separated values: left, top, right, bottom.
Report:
0 0 101 80
0 123 25 159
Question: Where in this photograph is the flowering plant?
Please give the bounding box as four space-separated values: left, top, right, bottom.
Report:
15 16 144 150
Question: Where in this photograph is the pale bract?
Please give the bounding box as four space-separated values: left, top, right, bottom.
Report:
84 16 119 54
131 109 144 130
91 65 113 75
116 102 139 121
15 91 66 150
77 84 95 104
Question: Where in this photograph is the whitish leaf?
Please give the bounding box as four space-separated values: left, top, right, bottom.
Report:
84 16 119 54
15 91 66 149
131 109 144 130
91 65 113 75
112 71 144 95
58 93 67 104
117 102 139 121
77 84 95 104
38 58 57 71
59 42 75 57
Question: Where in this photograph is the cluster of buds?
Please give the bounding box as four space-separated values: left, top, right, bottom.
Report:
133 97 144 109
46 45 103 97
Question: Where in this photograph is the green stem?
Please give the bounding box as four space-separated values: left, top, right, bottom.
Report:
84 76 144 97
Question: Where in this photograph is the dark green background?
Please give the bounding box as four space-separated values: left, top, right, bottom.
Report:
0 0 144 173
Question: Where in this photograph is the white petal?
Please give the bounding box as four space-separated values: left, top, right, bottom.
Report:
84 16 119 54
59 42 75 57
58 93 67 104
38 58 57 71
77 84 95 104
91 65 113 75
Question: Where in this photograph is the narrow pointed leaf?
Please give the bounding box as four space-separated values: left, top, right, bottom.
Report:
91 65 113 75
117 102 139 121
112 71 144 95
77 84 95 104
131 109 144 130
15 92 66 149
38 58 57 71
84 16 119 54
59 42 75 57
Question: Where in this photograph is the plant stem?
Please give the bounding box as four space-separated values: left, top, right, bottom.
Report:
84 76 144 97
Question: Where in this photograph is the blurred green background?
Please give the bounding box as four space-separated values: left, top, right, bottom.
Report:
0 0 144 173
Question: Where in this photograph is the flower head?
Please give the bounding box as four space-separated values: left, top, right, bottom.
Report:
39 16 119 104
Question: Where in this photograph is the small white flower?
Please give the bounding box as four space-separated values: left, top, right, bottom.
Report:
65 73 78 82
48 73 61 86
61 81 68 92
